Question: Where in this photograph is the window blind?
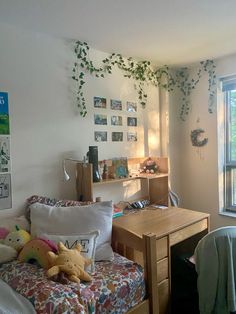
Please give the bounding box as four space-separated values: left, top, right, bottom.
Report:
222 76 236 91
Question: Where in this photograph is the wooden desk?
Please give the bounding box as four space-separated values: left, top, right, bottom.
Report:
113 207 210 314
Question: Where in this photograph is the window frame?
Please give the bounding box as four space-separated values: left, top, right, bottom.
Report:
224 88 236 212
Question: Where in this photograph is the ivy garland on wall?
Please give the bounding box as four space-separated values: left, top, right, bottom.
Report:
72 41 216 121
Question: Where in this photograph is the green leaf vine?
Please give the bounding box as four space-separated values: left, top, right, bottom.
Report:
72 41 216 120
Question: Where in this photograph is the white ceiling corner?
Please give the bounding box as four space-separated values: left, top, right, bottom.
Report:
1 0 236 66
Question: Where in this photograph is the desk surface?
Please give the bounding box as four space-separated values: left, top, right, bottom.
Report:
113 206 209 314
113 206 210 239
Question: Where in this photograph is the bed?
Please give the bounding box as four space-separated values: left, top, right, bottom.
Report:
0 251 150 314
0 197 157 314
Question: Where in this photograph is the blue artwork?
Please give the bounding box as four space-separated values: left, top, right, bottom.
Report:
0 92 9 134
0 93 9 114
112 157 128 178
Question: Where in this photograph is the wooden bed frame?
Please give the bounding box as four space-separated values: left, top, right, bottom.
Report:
112 225 157 314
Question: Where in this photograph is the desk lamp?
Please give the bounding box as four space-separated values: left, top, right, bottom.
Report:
63 158 86 181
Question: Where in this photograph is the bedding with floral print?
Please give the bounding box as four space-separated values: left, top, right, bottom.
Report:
79 253 146 313
0 253 145 314
26 195 93 207
0 261 86 314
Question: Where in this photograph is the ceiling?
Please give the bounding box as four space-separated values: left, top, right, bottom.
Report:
1 0 236 66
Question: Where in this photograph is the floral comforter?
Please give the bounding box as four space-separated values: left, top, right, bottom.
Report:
0 253 145 314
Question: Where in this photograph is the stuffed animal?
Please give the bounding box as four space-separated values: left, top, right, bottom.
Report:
18 237 58 269
0 243 17 264
0 227 17 263
47 242 92 283
0 227 9 243
4 225 31 252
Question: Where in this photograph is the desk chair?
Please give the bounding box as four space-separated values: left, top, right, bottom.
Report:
171 252 199 314
195 226 236 314
171 226 236 314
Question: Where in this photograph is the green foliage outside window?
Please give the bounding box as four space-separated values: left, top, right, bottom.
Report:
230 90 236 161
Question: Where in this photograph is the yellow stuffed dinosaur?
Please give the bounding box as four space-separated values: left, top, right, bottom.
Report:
47 242 92 283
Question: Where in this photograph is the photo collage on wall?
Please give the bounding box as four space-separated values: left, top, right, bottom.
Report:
94 97 138 143
0 92 11 210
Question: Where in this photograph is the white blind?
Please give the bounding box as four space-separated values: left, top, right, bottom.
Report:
222 76 236 92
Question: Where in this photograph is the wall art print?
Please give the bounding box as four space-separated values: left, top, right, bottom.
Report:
0 136 10 172
112 132 123 142
94 131 107 142
92 96 139 143
94 96 107 109
94 114 107 125
0 92 10 135
112 157 128 178
127 117 137 126
110 99 122 111
0 173 12 209
111 115 122 126
127 101 137 112
127 132 137 142
0 92 11 210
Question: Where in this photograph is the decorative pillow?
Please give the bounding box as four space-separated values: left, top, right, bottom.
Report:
30 201 114 261
26 195 93 207
41 231 99 273
26 195 93 222
0 215 30 232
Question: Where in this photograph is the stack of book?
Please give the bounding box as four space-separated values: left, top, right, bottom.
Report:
113 204 123 218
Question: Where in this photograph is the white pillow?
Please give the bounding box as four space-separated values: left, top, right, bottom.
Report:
41 230 99 273
0 215 30 232
30 201 114 261
0 243 17 264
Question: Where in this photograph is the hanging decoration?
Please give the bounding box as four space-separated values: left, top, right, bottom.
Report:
190 128 208 147
72 41 216 120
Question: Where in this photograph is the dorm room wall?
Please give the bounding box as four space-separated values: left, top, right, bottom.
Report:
169 54 236 229
0 22 162 217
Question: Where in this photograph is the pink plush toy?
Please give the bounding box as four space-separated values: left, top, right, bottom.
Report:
0 227 9 243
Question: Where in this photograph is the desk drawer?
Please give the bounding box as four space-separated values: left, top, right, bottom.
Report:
156 237 168 260
169 218 208 246
158 279 169 314
157 257 168 283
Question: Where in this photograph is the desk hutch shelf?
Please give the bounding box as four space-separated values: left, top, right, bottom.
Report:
76 156 169 205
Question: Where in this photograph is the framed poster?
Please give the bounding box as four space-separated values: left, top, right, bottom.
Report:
0 136 10 172
0 92 10 135
0 174 12 209
0 92 12 210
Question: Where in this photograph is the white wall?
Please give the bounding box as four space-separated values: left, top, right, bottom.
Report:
0 22 161 217
169 54 236 230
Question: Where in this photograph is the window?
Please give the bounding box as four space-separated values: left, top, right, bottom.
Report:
223 77 236 211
